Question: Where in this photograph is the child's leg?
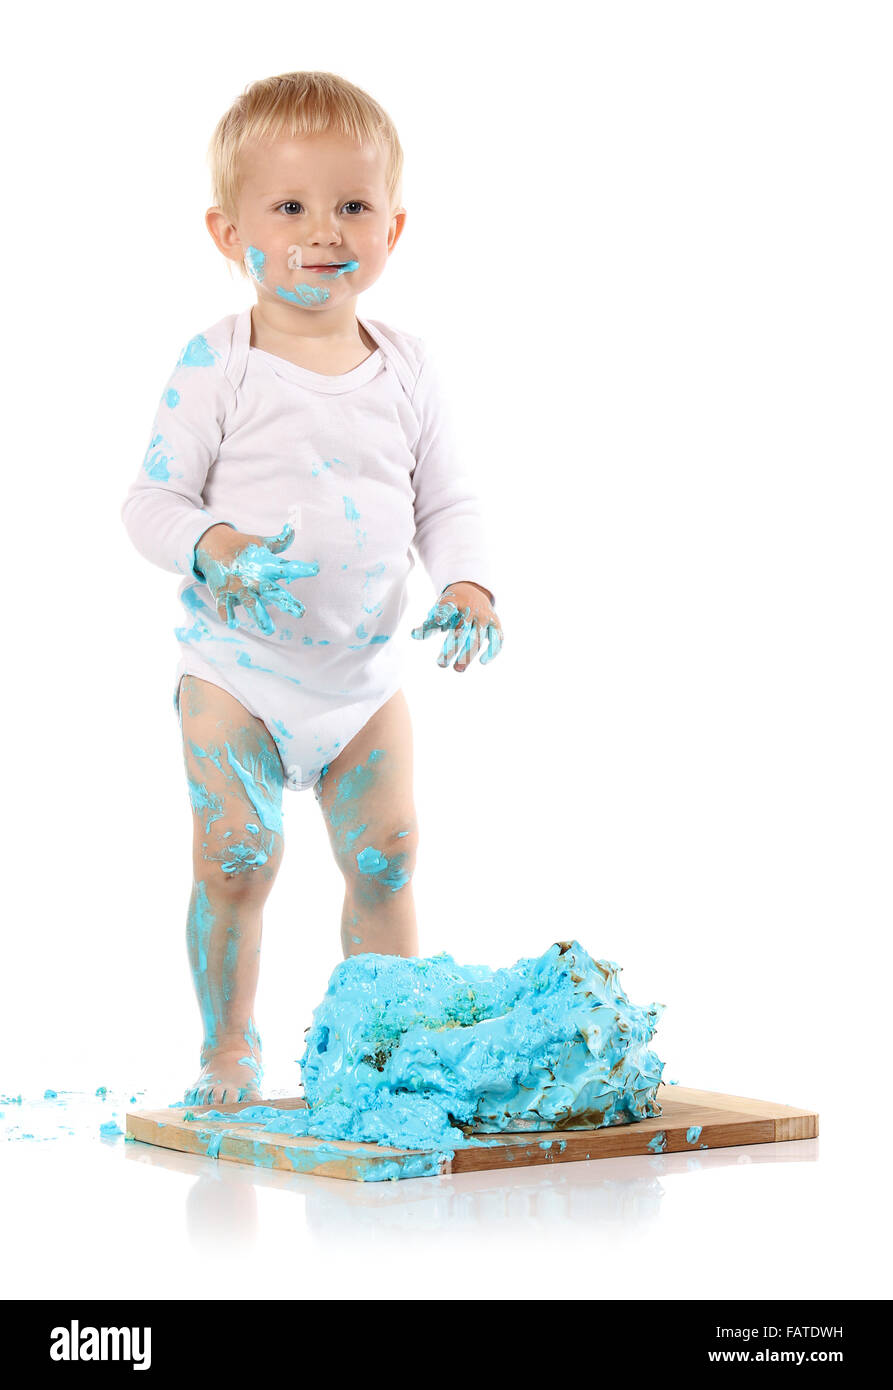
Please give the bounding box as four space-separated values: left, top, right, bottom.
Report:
314 688 419 958
178 675 285 1105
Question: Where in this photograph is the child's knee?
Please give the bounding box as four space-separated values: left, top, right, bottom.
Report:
194 820 283 897
342 823 418 896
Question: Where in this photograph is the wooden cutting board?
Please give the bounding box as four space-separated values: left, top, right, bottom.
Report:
125 1084 818 1183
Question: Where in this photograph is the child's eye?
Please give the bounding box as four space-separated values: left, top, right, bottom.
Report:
276 201 368 215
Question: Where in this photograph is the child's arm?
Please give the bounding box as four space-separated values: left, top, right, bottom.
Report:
121 337 318 630
409 346 503 670
120 339 237 579
409 346 497 605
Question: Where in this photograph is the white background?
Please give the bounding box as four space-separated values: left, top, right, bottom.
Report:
2 0 890 1301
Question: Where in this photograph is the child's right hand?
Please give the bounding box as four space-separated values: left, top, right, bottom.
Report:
194 523 319 634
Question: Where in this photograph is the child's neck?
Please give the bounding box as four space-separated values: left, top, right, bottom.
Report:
249 301 376 375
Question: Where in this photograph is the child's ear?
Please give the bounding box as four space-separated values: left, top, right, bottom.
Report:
388 208 407 254
205 206 244 266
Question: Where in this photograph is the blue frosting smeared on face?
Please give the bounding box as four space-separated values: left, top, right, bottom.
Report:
244 245 266 283
276 284 330 306
200 941 665 1154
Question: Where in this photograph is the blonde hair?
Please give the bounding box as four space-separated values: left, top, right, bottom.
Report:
208 70 404 278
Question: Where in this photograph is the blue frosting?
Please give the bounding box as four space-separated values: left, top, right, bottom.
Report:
199 941 665 1154
142 432 175 481
177 334 219 368
194 524 319 634
276 284 330 306
244 245 266 283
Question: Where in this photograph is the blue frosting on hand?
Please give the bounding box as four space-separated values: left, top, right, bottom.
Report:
195 525 319 634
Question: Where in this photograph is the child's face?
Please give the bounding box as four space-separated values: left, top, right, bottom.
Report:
221 132 403 309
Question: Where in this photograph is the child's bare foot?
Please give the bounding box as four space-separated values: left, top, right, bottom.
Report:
184 1025 263 1106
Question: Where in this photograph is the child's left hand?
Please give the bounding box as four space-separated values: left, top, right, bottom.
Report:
411 581 504 672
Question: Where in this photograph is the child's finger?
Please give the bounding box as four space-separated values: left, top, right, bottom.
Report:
266 586 306 620
454 618 483 672
437 610 473 667
275 557 321 581
243 591 274 635
261 524 295 553
411 600 460 640
479 624 504 665
222 591 239 628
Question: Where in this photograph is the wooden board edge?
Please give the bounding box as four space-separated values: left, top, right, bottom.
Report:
773 1112 819 1141
125 1086 819 1184
125 1112 452 1183
449 1116 778 1173
659 1084 819 1123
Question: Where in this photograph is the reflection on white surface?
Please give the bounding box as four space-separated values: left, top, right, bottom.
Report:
123 1130 819 1247
0 1083 858 1300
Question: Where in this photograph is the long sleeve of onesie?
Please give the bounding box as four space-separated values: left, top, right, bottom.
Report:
121 330 236 579
409 347 496 606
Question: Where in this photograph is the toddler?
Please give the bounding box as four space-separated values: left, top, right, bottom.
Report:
121 71 503 1106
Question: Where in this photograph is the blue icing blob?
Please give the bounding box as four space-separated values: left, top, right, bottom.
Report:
164 388 180 408
177 334 219 368
355 846 410 891
200 942 665 1155
276 284 329 306
223 742 284 835
187 881 214 978
187 778 225 832
142 433 175 481
221 838 268 875
244 245 266 283
356 846 387 874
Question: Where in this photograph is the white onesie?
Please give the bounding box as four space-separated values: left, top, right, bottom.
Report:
121 308 496 791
